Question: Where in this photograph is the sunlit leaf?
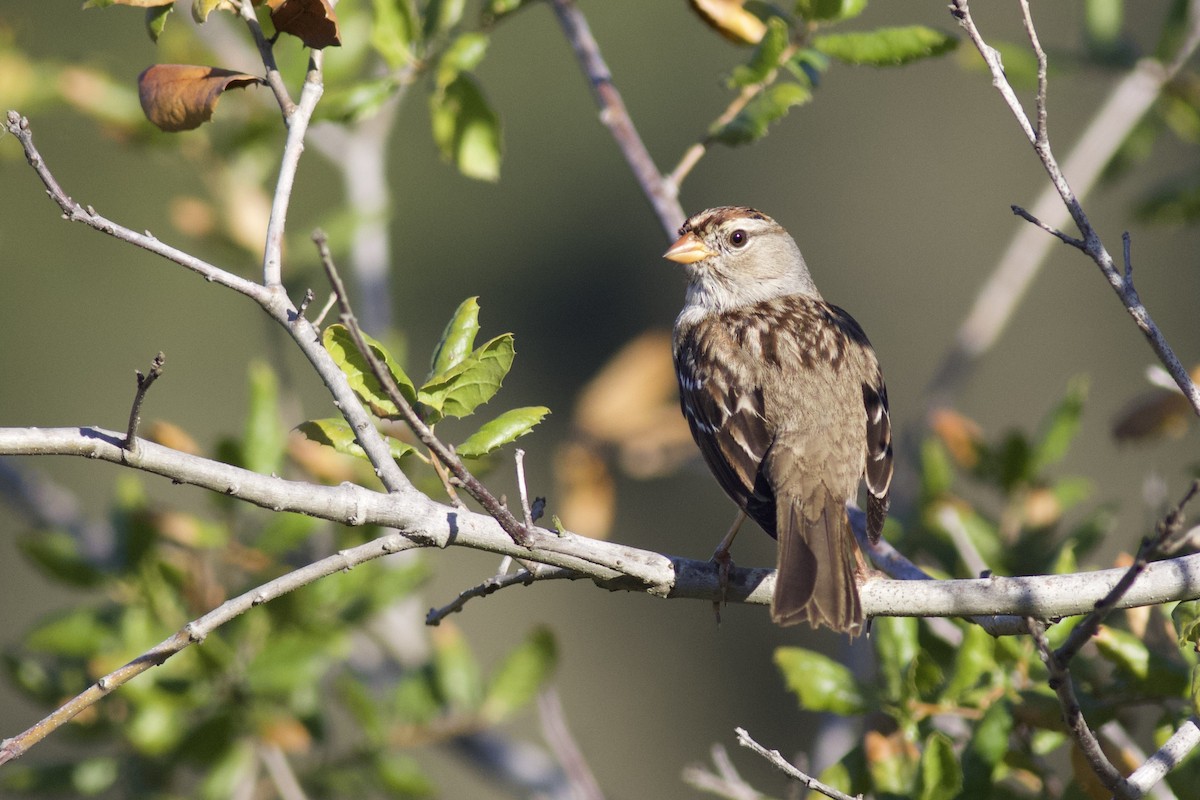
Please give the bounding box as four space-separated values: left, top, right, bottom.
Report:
323 323 418 416
875 616 919 704
145 4 174 41
430 73 502 181
424 0 466 38
370 0 417 67
419 333 515 420
191 0 238 23
138 64 262 132
814 26 957 66
295 418 415 461
481 627 557 722
776 647 867 714
458 406 549 458
941 623 994 702
709 81 810 145
430 296 481 377
26 608 113 657
85 0 174 7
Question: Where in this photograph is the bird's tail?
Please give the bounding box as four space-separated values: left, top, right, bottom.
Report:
770 489 863 635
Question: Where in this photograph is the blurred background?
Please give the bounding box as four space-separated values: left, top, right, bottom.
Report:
1 0 1199 796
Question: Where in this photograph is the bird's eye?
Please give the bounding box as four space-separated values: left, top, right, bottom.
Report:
728 229 748 248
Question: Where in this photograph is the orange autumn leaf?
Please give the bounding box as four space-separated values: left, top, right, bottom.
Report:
138 64 261 132
268 0 341 49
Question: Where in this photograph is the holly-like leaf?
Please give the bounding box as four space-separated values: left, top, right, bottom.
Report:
419 333 515 420
138 64 262 132
430 73 501 181
775 647 867 714
814 26 957 66
709 82 811 145
480 627 557 722
430 296 481 377
323 323 418 417
295 419 415 461
268 0 341 49
458 406 550 458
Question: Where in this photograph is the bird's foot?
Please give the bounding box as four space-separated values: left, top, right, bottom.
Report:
710 548 735 625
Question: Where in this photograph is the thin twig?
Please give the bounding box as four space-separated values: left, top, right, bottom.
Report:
259 743 310 800
734 727 862 800
1010 205 1085 250
315 233 534 546
536 688 606 800
548 0 685 237
0 527 421 765
931 0 1200 411
682 744 764 800
124 352 165 451
3 112 413 494
1027 618 1129 793
1124 717 1200 800
237 0 295 117
1056 479 1200 665
427 566 576 625
262 51 324 286
515 448 534 528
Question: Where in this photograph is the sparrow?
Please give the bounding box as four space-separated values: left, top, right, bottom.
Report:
664 206 892 634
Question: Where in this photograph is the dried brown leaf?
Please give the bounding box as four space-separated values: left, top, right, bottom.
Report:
929 407 983 467
268 0 341 49
554 441 615 540
138 64 261 132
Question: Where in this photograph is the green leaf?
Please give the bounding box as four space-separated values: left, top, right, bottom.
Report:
1085 0 1123 48
775 647 867 714
920 438 954 498
145 4 173 41
710 81 811 146
295 418 416 462
730 17 789 87
17 530 106 588
419 333 515 420
795 0 867 22
970 700 1014 766
941 622 994 702
424 0 466 39
256 512 321 556
874 616 919 704
458 406 550 458
814 26 958 66
376 753 437 796
371 0 417 67
192 0 234 23
243 361 285 475
430 73 502 182
323 323 418 416
392 667 442 724
432 623 483 712
481 626 557 722
917 732 961 800
431 296 481 377
484 0 533 18
1175 599 1200 650
26 608 113 657
1032 377 1087 473
436 34 490 90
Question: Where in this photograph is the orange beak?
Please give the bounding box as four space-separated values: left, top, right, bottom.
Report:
663 232 715 264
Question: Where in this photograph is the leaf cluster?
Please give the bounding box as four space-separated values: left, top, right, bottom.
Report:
773 382 1200 799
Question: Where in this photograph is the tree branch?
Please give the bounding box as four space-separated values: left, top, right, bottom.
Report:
931 0 1200 412
549 0 685 237
734 727 862 800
